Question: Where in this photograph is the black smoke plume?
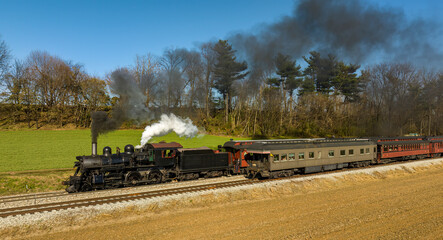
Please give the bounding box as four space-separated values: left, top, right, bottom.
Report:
91 110 124 143
229 0 442 85
91 69 153 142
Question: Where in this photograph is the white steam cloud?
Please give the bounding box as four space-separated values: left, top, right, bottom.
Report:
138 113 199 147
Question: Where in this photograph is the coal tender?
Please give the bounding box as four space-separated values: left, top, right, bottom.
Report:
63 141 232 193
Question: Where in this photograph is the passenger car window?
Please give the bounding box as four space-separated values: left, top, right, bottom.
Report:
298 152 305 160
309 152 314 159
360 148 364 154
340 150 346 156
288 153 295 161
349 149 354 155
328 150 334 157
318 151 322 159
366 148 370 153
273 154 279 162
281 154 287 161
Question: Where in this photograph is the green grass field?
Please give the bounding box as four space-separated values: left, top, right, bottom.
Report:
0 130 247 172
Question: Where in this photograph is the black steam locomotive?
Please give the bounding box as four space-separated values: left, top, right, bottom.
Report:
63 141 233 193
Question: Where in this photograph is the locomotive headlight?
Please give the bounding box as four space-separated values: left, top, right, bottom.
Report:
252 163 257 167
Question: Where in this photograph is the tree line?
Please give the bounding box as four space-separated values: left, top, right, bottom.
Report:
0 36 442 137
0 49 109 128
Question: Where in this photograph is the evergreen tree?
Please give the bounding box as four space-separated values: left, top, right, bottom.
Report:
298 77 316 96
303 51 337 94
212 40 248 120
302 51 363 101
332 62 362 102
275 53 302 97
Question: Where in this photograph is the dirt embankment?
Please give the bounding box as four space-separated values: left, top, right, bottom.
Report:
3 163 443 240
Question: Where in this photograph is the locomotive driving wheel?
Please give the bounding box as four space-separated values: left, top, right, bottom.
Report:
148 170 162 184
126 172 142 186
81 183 92 192
80 174 93 192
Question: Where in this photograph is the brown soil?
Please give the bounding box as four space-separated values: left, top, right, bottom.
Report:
4 164 443 240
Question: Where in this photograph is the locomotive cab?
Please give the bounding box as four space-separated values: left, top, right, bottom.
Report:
141 142 183 167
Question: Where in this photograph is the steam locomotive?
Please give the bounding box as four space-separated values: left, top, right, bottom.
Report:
63 141 240 193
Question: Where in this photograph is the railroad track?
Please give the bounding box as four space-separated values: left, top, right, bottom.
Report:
0 179 254 218
0 176 245 205
0 191 68 204
0 169 361 218
0 167 381 218
1 158 440 218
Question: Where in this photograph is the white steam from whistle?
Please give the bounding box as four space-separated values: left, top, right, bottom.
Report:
137 113 199 147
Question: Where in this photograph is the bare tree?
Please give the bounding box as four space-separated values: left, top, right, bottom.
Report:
5 60 38 127
2 60 29 123
418 71 443 135
27 51 71 107
182 50 204 108
200 42 216 117
3 60 26 104
258 87 281 136
159 48 187 108
0 36 11 90
362 63 419 136
132 53 159 107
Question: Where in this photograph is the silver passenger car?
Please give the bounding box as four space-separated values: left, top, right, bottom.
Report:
226 139 376 179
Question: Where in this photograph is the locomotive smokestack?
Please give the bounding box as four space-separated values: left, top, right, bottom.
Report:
92 142 97 156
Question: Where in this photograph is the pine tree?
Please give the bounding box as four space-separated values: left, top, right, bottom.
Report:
275 53 302 97
212 40 248 122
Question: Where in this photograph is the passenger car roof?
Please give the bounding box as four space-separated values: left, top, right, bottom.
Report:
223 138 374 150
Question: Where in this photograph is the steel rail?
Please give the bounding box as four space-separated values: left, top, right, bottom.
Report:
0 179 253 218
0 192 68 204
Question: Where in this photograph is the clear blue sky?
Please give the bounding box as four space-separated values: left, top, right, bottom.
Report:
0 0 441 78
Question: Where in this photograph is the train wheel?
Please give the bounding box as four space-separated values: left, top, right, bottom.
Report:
80 174 93 191
126 172 142 186
148 171 162 184
81 183 92 192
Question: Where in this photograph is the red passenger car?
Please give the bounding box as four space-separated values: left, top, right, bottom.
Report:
427 136 443 157
376 138 430 163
